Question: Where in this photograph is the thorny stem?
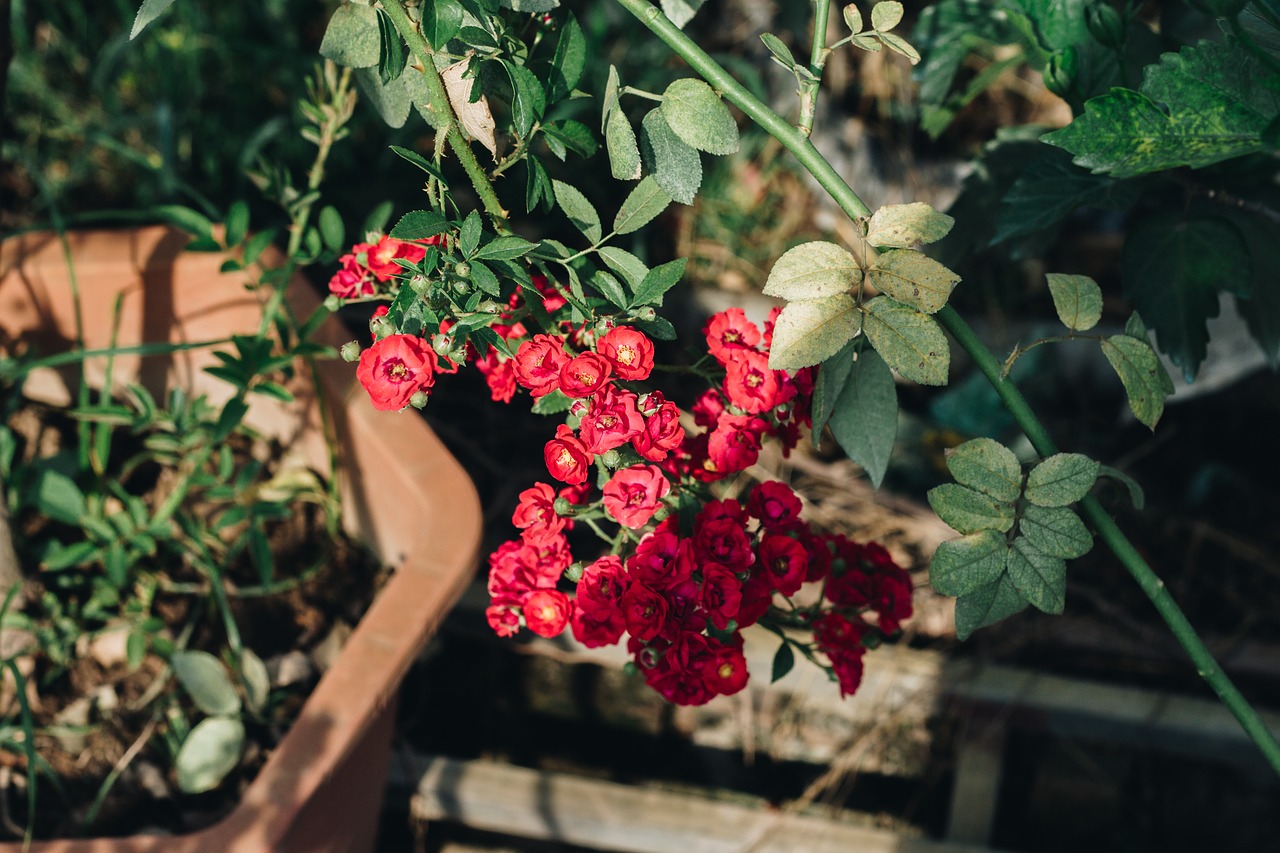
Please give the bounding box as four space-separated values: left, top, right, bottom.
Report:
612 0 1280 776
381 0 510 227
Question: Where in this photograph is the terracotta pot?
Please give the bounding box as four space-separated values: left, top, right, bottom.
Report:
0 227 483 851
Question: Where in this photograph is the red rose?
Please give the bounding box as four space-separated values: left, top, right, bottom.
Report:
570 607 626 648
356 334 437 411
328 253 374 299
706 413 768 475
475 350 517 403
723 348 782 414
544 424 593 485
602 464 670 528
747 481 803 529
486 600 522 638
523 589 573 637
693 513 754 571
559 351 613 398
576 555 630 618
596 326 655 381
632 395 685 462
626 521 682 588
703 307 761 365
621 583 668 641
758 533 809 597
579 387 645 455
366 235 429 282
703 641 749 696
698 563 743 630
513 334 570 397
512 482 564 535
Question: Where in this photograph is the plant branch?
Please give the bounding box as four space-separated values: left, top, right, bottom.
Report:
613 0 1280 776
380 0 509 227
800 0 832 137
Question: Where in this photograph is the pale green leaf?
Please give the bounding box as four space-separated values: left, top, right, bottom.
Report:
354 66 412 129
319 3 380 68
1046 273 1103 331
606 109 643 180
1019 504 1093 560
130 0 179 40
171 651 241 717
1100 334 1170 429
828 349 898 488
760 33 799 71
865 202 954 248
866 250 960 314
32 469 85 525
946 438 1022 503
552 180 602 243
176 718 245 794
871 1 904 32
613 177 672 235
928 484 1016 535
547 13 585 102
630 258 687 308
597 247 650 290
762 241 862 301
1024 453 1099 507
1005 537 1066 615
877 31 920 63
240 649 270 715
661 79 740 155
861 296 950 385
842 3 863 34
661 0 708 28
639 108 702 205
591 270 629 309
929 529 1008 598
767 294 861 370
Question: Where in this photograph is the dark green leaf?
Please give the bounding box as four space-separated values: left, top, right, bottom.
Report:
994 145 1142 244
32 469 85 525
543 120 598 159
828 348 898 488
503 61 546 139
1098 464 1145 510
590 270 629 309
552 180 602 243
153 205 214 241
319 3 380 67
1019 504 1092 559
526 157 554 213
633 314 678 341
928 483 1015 534
954 573 1028 640
547 13 586 102
1024 453 1099 507
317 206 344 252
389 145 447 183
629 258 686 308
469 260 502 297
770 641 795 683
422 0 464 49
639 109 702 205
929 529 1008 597
224 201 249 248
474 236 539 261
390 209 449 241
1005 536 1066 614
376 8 407 85
532 389 574 415
597 247 650 290
459 210 483 256
812 339 857 442
614 177 672 235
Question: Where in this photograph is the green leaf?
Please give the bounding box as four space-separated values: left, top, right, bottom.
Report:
590 270 630 309
1122 211 1250 380
660 78 740 156
597 247 650 290
474 236 539 261
1046 273 1102 331
354 65 413 128
224 201 249 248
389 145 447 183
866 250 960 314
1100 334 1170 429
767 294 861 370
376 8 407 85
760 33 799 71
547 13 586 102
240 649 270 715
843 3 863 33
1024 453 1099 507
130 0 178 39
422 0 464 49
860 296 950 385
552 180 602 243
770 641 795 683
153 205 215 241
605 109 643 180
1043 42 1280 178
458 210 483 257
32 469 85 524
614 177 672 235
504 61 546 139
640 108 702 205
929 529 1008 598
928 484 1015 534
954 573 1029 640
502 0 560 10
390 210 449 241
469 261 502 297
176 718 245 794
812 339 857 441
661 0 707 28
1005 537 1066 615
41 541 99 571
171 651 242 717
532 389 574 415
871 0 904 31
762 241 862 301
630 258 687 308
542 120 598 159
634 315 678 341
526 156 554 213
1019 504 1092 560
865 202 954 248
993 146 1141 245
877 31 920 63
1098 464 1145 511
317 206 345 253
319 3 380 68
946 438 1022 503
827 348 898 488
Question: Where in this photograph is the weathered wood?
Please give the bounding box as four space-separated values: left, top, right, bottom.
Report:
409 755 997 853
945 719 1006 844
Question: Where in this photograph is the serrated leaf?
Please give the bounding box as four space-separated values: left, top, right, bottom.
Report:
994 146 1141 245
504 61 546 139
1043 42 1280 178
319 3 380 67
771 641 795 682
459 210 483 256
640 109 702 205
377 8 407 85
842 4 863 34
634 314 677 341
865 203 954 248
390 210 449 241
871 1 904 32
130 0 178 39
176 718 245 794
877 31 919 63
1046 273 1102 331
866 250 959 314
828 349 898 488
442 60 497 155
760 33 799 70
468 260 500 297
474 236 539 261
354 65 412 129
532 389 574 414
954 573 1029 640
502 0 560 10
552 180 602 243
547 13 585 102
1024 453 1099 507
762 241 862 301
1100 334 1170 429
813 339 856 441
1020 504 1092 560
422 0 464 48
614 177 672 235
929 529 1008 598
171 651 242 717
661 0 707 28
590 270 629 309
543 120 598 159
606 109 643 180
860 296 950 385
946 438 1022 503
1122 212 1250 381
598 247 649 289
630 258 687 308
767 294 861 370
661 78 740 155
1005 537 1066 615
526 156 554 213
928 484 1015 534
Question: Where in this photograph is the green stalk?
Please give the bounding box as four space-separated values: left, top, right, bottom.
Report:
612 0 1280 775
381 0 509 227
800 0 831 137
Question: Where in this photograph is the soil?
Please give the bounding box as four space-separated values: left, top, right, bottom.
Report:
0 396 386 841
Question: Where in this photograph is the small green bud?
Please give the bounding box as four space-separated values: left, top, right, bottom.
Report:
370 316 395 339
409 390 430 409
339 341 361 362
563 562 584 583
599 449 621 469
454 262 472 279
323 295 342 312
635 306 657 322
1044 46 1079 100
451 279 471 296
1085 3 1125 49
553 497 576 516
409 275 429 295
432 334 454 358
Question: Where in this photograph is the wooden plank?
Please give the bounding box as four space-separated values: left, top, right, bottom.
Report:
945 719 1006 844
409 755 998 853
